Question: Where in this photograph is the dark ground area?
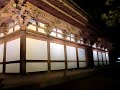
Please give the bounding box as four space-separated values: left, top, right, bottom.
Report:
1 63 120 90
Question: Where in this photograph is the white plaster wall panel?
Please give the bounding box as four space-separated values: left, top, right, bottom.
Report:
0 44 4 62
98 52 102 61
6 38 20 61
0 65 3 73
50 43 65 60
102 52 106 61
79 62 86 68
26 38 47 60
6 63 20 73
106 52 109 61
93 51 98 61
66 46 76 61
51 62 65 70
78 48 86 61
67 62 77 69
26 62 48 72
94 62 98 66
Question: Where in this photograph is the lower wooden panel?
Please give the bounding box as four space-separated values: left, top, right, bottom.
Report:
79 62 86 68
107 61 109 64
99 62 103 65
67 62 77 69
103 61 107 65
6 63 20 73
94 62 98 66
0 44 4 62
26 62 48 72
0 64 3 73
51 62 65 70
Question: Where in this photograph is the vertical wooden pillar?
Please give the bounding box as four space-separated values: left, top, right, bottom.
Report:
3 41 6 73
20 27 26 74
64 44 67 75
85 46 94 68
47 39 51 72
76 47 79 69
101 52 104 66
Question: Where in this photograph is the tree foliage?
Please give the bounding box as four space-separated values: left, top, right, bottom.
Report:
101 0 120 27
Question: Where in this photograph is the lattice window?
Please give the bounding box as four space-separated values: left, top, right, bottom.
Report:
7 21 20 35
27 19 46 34
92 43 97 48
66 34 75 42
38 22 46 34
50 28 63 38
77 38 84 44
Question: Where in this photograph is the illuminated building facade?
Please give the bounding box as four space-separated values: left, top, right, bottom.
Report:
0 0 111 74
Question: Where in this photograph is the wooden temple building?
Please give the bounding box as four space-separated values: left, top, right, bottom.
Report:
0 0 112 74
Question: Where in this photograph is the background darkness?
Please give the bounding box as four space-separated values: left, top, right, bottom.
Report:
72 0 120 59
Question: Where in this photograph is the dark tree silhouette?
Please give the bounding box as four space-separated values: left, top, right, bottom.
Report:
101 0 120 27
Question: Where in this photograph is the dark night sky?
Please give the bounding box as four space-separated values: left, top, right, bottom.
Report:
72 0 119 42
72 0 106 16
72 0 120 56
